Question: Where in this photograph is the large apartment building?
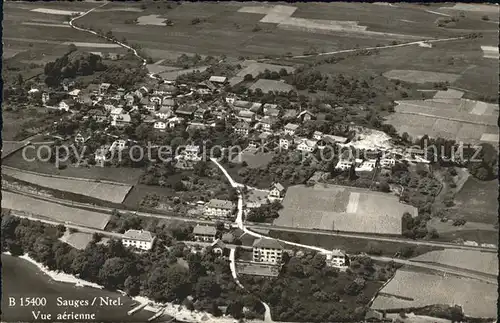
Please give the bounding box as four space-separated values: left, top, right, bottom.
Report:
203 199 235 218
252 238 284 264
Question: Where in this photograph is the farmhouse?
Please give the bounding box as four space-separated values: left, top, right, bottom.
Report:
122 229 155 251
204 199 235 218
193 225 217 242
252 238 284 264
275 184 418 235
268 182 286 202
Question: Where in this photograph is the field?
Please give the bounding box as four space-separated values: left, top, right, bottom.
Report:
25 1 472 61
383 70 460 83
232 149 275 168
2 191 111 230
302 35 498 100
411 249 498 277
371 270 497 318
384 98 499 143
269 230 441 258
3 167 133 204
2 148 144 185
236 261 280 277
274 184 418 235
452 177 498 224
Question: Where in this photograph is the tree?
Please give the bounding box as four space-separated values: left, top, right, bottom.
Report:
68 43 77 53
481 15 489 21
378 181 390 193
193 161 209 177
195 276 221 299
348 163 357 180
124 275 140 296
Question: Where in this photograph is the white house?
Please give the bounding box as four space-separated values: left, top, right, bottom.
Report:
284 123 299 136
252 238 283 264
193 225 217 242
297 139 317 153
204 199 235 218
324 249 348 269
68 89 81 99
122 229 155 251
167 116 184 128
268 182 286 202
111 113 131 128
58 100 72 111
154 121 167 130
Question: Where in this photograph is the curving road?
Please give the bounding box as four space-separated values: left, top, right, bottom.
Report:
209 158 498 287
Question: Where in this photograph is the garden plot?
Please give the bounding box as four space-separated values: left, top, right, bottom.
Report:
236 61 296 78
411 249 498 276
371 270 497 318
2 191 111 230
383 70 460 84
3 168 132 204
433 89 464 99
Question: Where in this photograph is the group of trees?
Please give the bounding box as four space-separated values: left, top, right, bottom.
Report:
44 51 106 87
240 251 394 322
1 214 264 320
401 212 438 240
246 201 283 223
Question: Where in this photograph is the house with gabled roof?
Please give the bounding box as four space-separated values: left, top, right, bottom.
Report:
209 76 227 84
155 106 173 119
279 134 293 150
193 225 217 242
268 182 286 202
122 229 155 251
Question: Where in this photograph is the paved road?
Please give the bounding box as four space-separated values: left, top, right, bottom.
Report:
211 159 498 287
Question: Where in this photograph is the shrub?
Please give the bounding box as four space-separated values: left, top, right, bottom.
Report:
481 15 489 21
191 18 201 25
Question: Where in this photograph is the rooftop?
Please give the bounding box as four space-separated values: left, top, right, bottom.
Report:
193 225 217 236
123 229 154 242
209 76 227 83
206 199 234 210
284 123 300 130
253 238 284 250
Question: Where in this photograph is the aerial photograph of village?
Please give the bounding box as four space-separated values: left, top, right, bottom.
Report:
1 1 498 323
